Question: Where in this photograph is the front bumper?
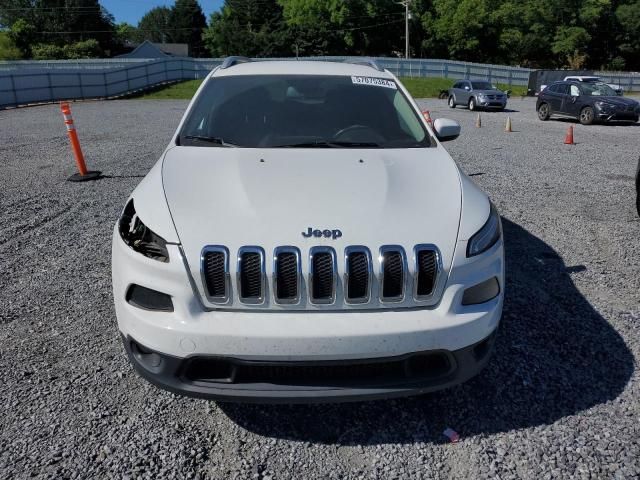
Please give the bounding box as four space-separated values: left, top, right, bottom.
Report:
595 105 639 122
477 98 507 109
112 225 504 402
596 111 639 122
123 329 497 403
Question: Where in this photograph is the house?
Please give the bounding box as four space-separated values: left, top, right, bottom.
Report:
117 40 189 59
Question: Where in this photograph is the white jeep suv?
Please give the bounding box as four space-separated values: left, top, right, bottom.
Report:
112 58 504 403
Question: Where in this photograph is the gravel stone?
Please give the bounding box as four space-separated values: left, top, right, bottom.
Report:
0 97 639 479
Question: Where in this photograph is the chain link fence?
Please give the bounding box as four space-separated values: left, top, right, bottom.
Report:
1 56 638 109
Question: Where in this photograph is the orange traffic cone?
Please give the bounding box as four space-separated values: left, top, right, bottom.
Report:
475 113 482 128
564 125 575 145
505 116 512 132
422 110 433 125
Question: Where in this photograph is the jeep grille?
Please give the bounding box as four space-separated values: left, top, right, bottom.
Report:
199 244 442 309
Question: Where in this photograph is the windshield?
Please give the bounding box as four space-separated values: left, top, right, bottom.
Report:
471 81 494 90
178 75 431 148
580 82 616 96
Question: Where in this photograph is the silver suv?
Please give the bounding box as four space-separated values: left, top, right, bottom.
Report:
448 80 507 111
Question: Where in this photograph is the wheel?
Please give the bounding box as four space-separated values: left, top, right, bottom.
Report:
468 97 476 111
448 96 456 108
537 102 551 121
579 106 594 125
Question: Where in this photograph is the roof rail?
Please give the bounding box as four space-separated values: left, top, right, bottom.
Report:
347 59 384 72
220 56 251 69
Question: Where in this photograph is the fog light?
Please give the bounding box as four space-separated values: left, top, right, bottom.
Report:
126 284 173 312
462 277 500 305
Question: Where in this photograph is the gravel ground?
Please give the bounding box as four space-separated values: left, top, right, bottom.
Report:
0 97 638 479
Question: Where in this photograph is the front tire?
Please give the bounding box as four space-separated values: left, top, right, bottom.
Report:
469 97 476 111
448 96 456 108
537 102 551 121
579 106 595 125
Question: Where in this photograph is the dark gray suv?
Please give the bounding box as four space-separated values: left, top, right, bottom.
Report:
448 80 507 111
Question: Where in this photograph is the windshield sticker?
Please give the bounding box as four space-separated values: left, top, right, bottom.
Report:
351 76 397 89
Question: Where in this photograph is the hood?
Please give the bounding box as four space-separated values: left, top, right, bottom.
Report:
592 96 638 107
162 146 462 303
475 89 506 96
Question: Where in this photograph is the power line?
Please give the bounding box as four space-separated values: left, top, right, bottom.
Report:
32 18 404 35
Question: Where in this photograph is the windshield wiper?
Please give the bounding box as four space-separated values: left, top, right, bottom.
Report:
272 140 380 148
181 135 238 147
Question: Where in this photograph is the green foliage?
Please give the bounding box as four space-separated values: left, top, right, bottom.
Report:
167 0 207 56
63 38 101 59
0 0 639 69
0 32 22 60
31 39 101 59
116 22 138 45
137 6 172 43
32 43 64 60
0 0 116 57
204 0 293 57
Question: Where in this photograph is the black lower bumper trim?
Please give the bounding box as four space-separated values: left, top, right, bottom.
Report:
122 331 497 404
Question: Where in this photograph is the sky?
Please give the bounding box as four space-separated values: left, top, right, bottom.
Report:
101 0 225 25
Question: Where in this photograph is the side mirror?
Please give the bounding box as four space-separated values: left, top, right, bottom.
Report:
464 86 470 91
433 118 461 142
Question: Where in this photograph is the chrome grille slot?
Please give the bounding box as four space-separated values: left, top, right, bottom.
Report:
273 247 300 304
309 247 336 304
414 245 440 300
200 246 230 304
237 247 265 304
380 246 406 302
344 246 371 303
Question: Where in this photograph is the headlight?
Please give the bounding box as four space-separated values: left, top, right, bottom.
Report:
477 93 487 100
118 200 169 262
467 203 502 257
595 101 616 110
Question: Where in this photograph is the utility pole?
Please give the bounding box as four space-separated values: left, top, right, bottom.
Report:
397 0 412 58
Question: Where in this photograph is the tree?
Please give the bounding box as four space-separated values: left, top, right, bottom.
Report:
168 0 207 56
204 0 294 57
0 32 22 60
0 0 116 57
616 1 640 70
115 22 138 46
137 6 171 43
277 0 406 56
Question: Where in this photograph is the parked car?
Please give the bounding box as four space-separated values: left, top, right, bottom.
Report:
448 80 508 111
564 76 624 96
540 76 625 96
537 80 640 125
112 58 504 403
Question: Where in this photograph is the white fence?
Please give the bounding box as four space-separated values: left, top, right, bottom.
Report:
1 56 639 109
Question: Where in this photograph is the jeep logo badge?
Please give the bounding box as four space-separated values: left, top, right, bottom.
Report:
302 227 343 240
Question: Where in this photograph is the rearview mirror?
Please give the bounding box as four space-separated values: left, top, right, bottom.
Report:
433 118 461 142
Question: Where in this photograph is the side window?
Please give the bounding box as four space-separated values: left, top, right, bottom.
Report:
570 85 580 96
453 82 461 89
547 84 558 93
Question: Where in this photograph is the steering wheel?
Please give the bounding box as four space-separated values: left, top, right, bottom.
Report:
332 124 379 141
